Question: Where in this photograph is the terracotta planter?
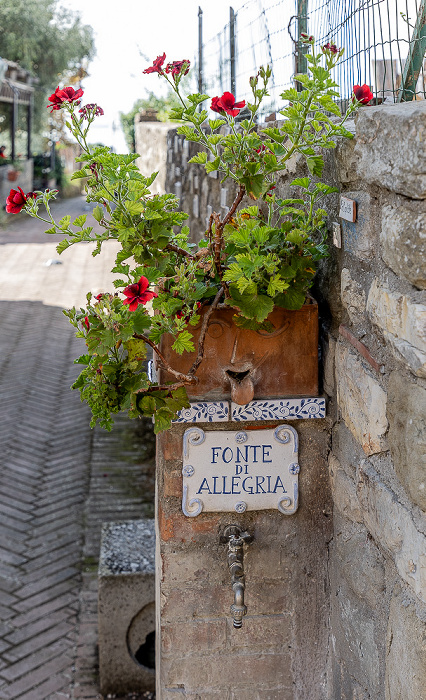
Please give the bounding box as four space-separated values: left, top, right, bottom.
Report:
158 301 318 404
7 170 19 182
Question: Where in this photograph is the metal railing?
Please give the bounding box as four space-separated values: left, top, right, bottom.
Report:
198 0 426 118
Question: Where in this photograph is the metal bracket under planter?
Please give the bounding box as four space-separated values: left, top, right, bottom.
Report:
181 425 300 517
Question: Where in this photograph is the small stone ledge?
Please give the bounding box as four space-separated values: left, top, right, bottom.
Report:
98 519 156 696
99 520 155 577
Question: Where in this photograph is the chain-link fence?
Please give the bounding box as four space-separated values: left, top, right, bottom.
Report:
200 0 426 117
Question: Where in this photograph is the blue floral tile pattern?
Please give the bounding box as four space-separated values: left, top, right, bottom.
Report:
231 398 326 421
174 402 230 423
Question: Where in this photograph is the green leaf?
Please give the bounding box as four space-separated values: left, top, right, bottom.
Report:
186 93 210 106
233 315 274 332
290 177 310 189
56 239 71 254
209 118 226 130
275 288 306 310
205 156 220 174
59 215 71 230
188 151 208 165
124 338 147 361
240 174 264 199
92 205 103 222
172 330 195 355
306 155 324 177
139 395 156 415
73 214 87 227
153 410 173 434
44 226 57 235
226 286 274 323
70 169 88 181
124 201 144 215
266 277 289 296
132 310 152 334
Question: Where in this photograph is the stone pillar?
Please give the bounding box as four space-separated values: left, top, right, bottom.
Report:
155 416 332 699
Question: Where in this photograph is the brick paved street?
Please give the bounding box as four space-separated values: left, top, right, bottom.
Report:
0 199 156 699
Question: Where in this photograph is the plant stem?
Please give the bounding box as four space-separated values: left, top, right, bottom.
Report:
188 286 224 376
134 334 198 385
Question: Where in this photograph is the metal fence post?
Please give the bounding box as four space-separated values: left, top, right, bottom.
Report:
398 0 426 101
230 7 236 95
295 0 309 91
198 6 203 96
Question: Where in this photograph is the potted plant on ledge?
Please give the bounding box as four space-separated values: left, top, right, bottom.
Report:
7 37 369 433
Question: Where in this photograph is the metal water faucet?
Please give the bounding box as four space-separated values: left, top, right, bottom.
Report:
220 525 253 628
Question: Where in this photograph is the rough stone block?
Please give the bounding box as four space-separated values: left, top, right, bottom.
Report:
385 590 426 700
341 267 367 324
387 371 426 511
161 619 227 656
334 512 385 608
323 334 336 397
330 575 381 696
354 101 426 198
385 332 426 379
163 652 293 693
341 191 375 259
335 342 388 454
98 520 156 695
329 456 363 523
367 278 426 376
381 197 426 289
357 462 426 604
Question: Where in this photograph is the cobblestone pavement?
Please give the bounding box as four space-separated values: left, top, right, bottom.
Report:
0 198 156 699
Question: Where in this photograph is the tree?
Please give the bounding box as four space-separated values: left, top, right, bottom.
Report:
119 90 182 153
0 0 94 135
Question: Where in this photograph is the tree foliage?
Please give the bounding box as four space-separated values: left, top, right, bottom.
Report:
0 0 95 131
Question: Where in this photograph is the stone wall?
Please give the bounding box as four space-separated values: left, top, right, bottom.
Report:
154 101 426 698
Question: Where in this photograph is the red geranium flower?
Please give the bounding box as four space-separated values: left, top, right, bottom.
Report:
83 316 90 330
322 42 339 55
143 53 166 75
47 86 84 112
6 187 35 214
79 104 104 119
353 84 373 105
210 96 225 114
166 60 190 78
213 92 246 117
122 276 158 312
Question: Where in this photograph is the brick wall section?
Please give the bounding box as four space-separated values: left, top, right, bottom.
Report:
145 101 426 699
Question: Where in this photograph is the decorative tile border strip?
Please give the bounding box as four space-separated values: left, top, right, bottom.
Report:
173 402 229 423
173 398 326 423
231 398 326 421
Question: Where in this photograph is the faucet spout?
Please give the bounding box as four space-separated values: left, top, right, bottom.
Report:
221 527 253 628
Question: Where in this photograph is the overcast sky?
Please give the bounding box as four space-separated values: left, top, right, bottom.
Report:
60 0 244 151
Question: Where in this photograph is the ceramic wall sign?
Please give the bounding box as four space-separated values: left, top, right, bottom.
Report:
181 425 299 517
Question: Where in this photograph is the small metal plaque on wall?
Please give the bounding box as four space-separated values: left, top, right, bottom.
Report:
181 425 299 517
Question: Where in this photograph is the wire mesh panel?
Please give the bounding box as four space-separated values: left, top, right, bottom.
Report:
200 0 425 117
309 0 426 102
202 1 298 119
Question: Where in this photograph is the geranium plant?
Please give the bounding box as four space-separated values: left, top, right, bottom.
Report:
10 37 363 433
